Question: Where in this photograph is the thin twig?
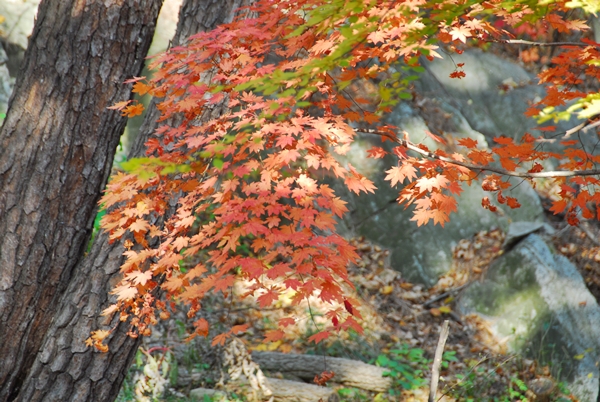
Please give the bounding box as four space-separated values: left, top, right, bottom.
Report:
579 221 600 246
429 320 450 402
503 39 594 47
423 283 469 308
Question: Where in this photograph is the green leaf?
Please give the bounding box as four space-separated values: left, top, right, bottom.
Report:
213 159 224 170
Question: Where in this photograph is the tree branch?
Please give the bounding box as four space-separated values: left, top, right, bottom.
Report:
502 39 594 47
356 129 600 178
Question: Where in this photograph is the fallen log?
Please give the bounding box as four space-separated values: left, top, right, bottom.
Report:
225 375 339 402
265 378 338 402
251 352 392 392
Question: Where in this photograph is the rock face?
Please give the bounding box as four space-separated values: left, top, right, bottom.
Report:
414 49 541 140
0 44 12 115
458 233 600 401
0 0 39 75
337 49 548 285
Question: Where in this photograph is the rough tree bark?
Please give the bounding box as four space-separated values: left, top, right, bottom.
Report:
0 1 163 400
8 0 248 401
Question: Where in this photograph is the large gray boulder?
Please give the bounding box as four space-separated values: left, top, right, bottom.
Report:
337 99 543 285
335 49 590 285
415 49 595 152
414 49 539 139
458 233 600 401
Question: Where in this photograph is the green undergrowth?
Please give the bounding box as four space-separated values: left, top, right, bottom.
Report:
116 334 573 402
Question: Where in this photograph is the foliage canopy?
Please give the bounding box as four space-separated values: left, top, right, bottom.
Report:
89 0 600 350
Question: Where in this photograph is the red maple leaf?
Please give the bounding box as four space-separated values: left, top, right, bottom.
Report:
257 288 280 308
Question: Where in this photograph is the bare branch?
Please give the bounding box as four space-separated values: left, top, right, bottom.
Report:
502 39 594 47
429 320 450 402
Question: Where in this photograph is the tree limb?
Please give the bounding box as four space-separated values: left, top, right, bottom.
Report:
357 129 600 178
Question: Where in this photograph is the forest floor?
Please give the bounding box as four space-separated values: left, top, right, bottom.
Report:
116 37 600 402
117 211 600 401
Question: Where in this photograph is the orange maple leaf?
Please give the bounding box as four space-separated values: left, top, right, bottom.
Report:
385 164 417 187
111 284 138 301
263 329 285 343
308 330 331 344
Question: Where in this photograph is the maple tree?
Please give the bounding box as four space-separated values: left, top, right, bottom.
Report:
92 0 600 349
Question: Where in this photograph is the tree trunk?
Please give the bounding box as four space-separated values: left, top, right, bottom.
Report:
0 1 163 400
10 0 248 401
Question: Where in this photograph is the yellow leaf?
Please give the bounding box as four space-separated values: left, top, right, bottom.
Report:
380 285 394 295
268 340 282 351
439 306 452 314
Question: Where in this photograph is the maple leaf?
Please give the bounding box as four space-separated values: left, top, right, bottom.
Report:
101 304 119 317
212 333 230 346
111 284 138 301
263 329 285 343
129 219 149 233
431 209 450 227
450 26 472 43
314 371 335 386
257 288 280 307
344 299 354 315
122 103 145 117
126 270 153 286
266 263 291 279
506 197 521 209
416 175 449 192
173 236 189 251
279 317 296 327
231 324 250 334
345 163 376 194
90 329 111 342
411 209 434 226
449 70 466 79
345 175 376 194
550 199 568 215
108 100 132 110
368 30 387 44
458 138 478 149
385 164 417 187
367 146 387 159
132 81 152 96
308 330 331 344
195 318 209 337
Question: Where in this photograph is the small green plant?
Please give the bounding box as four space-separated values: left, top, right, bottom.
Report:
376 344 430 394
504 377 528 401
442 350 459 368
337 387 370 401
